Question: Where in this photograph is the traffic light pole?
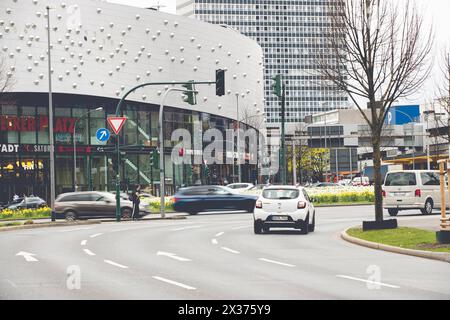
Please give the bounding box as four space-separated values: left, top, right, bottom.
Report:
280 85 287 185
114 81 214 222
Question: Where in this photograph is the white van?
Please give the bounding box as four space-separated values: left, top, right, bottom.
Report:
383 170 449 216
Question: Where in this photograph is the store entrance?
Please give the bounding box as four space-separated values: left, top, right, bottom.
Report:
0 156 49 205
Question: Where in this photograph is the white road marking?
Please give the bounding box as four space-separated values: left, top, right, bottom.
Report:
232 226 250 230
16 251 38 262
157 251 191 262
258 258 295 268
58 227 96 233
83 249 96 256
104 260 129 269
220 247 240 254
215 232 225 237
171 225 201 231
90 233 103 238
80 240 87 246
152 276 196 290
336 275 400 289
4 279 17 288
211 238 218 245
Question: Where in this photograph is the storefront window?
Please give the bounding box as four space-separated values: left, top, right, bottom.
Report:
137 111 151 146
124 108 137 146
138 153 153 187
72 108 88 145
91 156 108 191
90 110 106 145
55 155 73 195
0 105 19 144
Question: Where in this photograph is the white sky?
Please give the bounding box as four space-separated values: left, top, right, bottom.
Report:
108 0 450 106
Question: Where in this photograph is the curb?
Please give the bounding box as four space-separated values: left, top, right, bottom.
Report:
341 227 450 264
0 220 101 232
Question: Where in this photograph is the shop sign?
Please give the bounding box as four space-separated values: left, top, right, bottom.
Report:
0 144 19 153
0 116 76 133
20 145 92 154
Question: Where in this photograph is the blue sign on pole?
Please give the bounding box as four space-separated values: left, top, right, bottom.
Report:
96 128 110 142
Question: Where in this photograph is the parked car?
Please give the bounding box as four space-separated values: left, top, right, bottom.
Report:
310 182 341 188
6 197 46 210
383 170 449 216
253 186 315 234
173 186 258 215
351 176 370 186
226 183 255 192
338 179 352 186
54 191 151 220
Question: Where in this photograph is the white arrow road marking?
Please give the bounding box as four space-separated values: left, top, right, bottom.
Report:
16 252 38 262
83 249 96 256
258 258 295 268
336 275 400 289
211 239 218 245
152 276 196 290
90 233 103 238
221 247 240 254
171 225 201 231
157 251 191 262
215 232 225 237
80 240 87 246
104 260 128 269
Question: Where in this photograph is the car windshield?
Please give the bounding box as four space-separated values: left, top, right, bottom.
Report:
385 172 417 186
263 189 299 200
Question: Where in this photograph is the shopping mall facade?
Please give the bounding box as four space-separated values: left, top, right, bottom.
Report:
0 0 265 203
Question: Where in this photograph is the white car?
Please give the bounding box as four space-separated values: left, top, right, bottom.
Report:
383 170 449 216
226 183 255 192
253 186 315 234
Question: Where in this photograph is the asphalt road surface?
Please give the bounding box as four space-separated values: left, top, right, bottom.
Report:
0 206 449 300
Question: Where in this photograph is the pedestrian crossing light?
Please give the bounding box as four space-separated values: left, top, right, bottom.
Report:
215 69 226 96
182 80 197 105
272 74 282 97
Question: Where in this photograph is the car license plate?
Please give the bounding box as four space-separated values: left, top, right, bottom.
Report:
272 216 288 221
394 192 406 197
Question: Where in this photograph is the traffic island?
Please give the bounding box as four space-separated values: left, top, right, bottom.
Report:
341 227 450 263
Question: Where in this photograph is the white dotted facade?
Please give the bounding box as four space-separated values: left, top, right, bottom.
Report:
0 0 264 123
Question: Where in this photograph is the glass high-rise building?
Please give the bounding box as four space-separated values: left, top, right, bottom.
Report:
177 0 349 126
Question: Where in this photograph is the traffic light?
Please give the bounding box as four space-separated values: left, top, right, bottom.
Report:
150 150 160 169
215 69 225 96
182 80 197 105
271 74 282 97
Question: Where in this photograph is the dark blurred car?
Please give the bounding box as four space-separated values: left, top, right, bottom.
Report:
310 182 341 188
6 197 46 210
173 186 258 215
54 191 151 220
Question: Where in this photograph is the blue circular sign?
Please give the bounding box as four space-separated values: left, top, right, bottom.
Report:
96 128 110 142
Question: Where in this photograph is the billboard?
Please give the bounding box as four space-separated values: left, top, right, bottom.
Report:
385 105 420 125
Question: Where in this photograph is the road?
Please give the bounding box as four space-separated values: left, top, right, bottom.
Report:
0 206 449 300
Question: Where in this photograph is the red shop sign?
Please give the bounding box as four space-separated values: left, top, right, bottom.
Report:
0 115 76 134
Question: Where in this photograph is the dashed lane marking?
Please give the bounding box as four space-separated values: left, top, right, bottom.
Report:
258 258 296 268
152 276 196 290
104 260 129 269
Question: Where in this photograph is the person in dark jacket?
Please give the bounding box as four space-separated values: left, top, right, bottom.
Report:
130 186 141 221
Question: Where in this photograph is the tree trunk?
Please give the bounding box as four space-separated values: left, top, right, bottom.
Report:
372 133 384 222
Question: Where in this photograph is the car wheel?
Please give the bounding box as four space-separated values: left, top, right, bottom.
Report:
308 213 315 232
421 200 433 215
65 210 77 222
300 214 309 235
388 209 399 217
263 226 270 233
187 210 198 215
254 221 263 234
121 208 132 220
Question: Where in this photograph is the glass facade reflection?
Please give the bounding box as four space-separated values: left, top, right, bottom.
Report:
0 93 259 204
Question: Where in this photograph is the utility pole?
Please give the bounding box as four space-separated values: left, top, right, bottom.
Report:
46 6 56 222
280 83 287 184
292 140 297 185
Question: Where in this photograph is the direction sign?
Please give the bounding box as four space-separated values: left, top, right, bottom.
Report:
107 117 127 135
96 128 110 142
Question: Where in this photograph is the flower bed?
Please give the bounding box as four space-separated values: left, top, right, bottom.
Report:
141 197 175 213
242 186 374 205
0 207 51 220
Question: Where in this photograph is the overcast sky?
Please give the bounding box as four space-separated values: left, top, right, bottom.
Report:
108 0 450 106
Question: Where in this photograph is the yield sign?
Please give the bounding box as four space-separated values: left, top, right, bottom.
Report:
107 117 127 135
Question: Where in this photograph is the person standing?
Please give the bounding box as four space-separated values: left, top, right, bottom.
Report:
130 186 141 221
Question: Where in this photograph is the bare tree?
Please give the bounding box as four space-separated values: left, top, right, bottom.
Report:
241 107 265 131
316 0 433 223
431 52 450 144
0 54 15 104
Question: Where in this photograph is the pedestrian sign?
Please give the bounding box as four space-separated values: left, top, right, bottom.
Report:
107 117 127 135
96 128 110 142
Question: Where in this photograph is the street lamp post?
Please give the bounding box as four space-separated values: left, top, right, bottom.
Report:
235 93 242 183
73 107 103 191
46 6 56 222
